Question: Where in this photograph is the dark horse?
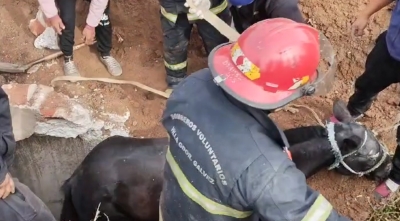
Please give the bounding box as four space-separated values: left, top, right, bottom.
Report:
60 100 392 221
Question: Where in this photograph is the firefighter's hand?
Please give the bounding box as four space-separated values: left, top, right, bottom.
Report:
351 13 369 37
0 173 15 199
82 25 96 45
48 15 65 35
184 0 211 19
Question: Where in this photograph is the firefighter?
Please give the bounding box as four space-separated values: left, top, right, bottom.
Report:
38 0 122 77
229 0 305 33
159 18 350 221
159 0 232 89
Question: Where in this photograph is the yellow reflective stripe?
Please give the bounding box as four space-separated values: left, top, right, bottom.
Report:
166 148 252 218
189 0 228 20
302 194 333 221
164 60 187 71
161 0 228 23
160 7 179 23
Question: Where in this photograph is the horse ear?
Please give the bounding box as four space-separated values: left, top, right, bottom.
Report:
333 99 354 123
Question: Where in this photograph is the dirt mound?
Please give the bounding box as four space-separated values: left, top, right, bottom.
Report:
1 0 399 219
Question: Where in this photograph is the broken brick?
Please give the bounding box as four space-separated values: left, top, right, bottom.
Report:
29 19 46 36
2 83 130 141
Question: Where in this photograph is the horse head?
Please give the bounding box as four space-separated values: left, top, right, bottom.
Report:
329 99 392 182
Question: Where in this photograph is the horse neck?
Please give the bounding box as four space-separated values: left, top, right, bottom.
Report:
291 138 335 178
284 125 328 145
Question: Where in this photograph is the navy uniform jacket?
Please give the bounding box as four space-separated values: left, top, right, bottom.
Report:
160 68 350 220
230 0 304 33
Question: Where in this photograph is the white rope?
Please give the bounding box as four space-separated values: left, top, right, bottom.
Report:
326 121 390 176
282 105 389 176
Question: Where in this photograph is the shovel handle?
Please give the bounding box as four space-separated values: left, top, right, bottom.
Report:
24 42 91 69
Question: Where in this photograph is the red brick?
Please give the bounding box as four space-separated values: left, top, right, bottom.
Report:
39 92 70 118
2 84 37 106
29 19 46 37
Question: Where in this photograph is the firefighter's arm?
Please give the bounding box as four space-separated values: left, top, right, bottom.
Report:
244 158 351 221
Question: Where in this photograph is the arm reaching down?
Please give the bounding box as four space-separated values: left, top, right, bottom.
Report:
86 0 110 27
38 0 59 19
37 0 65 35
360 0 394 17
352 0 394 36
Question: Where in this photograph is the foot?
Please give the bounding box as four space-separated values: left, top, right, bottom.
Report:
100 55 122 76
374 178 400 199
63 60 80 76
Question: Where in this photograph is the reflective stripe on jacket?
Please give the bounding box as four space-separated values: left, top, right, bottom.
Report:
163 147 334 220
166 148 252 218
161 0 228 23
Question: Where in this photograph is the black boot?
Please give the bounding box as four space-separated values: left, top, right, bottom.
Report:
166 76 184 89
347 89 377 119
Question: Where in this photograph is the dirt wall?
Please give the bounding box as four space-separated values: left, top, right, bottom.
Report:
10 136 95 219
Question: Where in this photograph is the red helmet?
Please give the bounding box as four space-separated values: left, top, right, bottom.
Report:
209 18 336 110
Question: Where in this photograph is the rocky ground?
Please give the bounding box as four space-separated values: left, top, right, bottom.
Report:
1 0 399 219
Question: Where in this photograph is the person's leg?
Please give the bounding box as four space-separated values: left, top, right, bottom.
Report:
92 0 122 76
389 144 400 183
161 13 192 89
0 179 56 221
56 0 80 76
375 126 400 198
195 7 231 55
14 180 57 221
266 0 305 23
347 31 400 118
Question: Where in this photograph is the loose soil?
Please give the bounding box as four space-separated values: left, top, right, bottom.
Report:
0 0 398 220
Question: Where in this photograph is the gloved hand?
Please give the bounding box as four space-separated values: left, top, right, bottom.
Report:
184 0 211 19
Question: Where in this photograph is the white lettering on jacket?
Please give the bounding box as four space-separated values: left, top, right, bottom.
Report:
170 113 228 186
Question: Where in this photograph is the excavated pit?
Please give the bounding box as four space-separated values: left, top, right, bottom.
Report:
10 136 96 219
